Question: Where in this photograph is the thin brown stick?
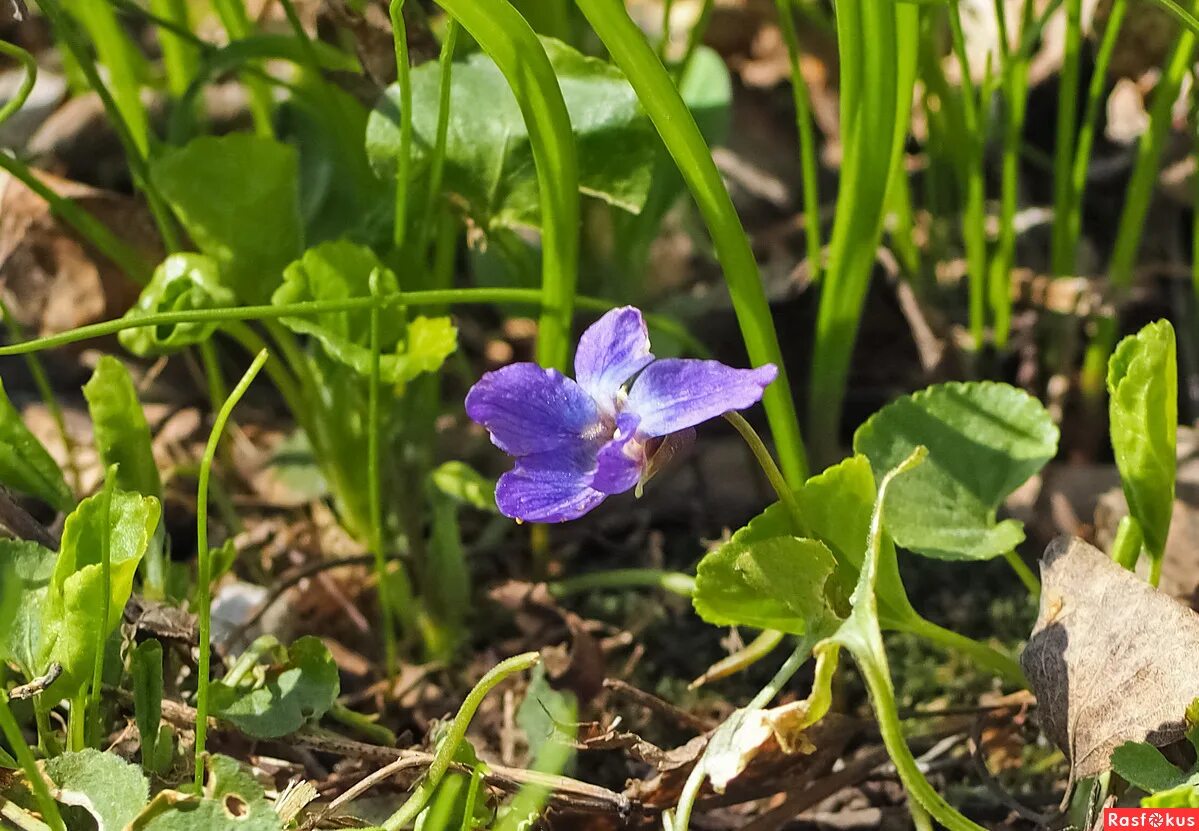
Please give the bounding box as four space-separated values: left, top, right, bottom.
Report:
602 678 713 734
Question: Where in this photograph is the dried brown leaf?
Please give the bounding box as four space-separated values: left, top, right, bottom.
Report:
1021 536 1199 779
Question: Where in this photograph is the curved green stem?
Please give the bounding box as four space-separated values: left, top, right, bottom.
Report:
382 652 540 830
367 273 398 675
852 648 986 830
576 0 808 486
902 616 1025 687
0 39 37 126
549 568 695 598
194 350 269 788
1003 550 1040 597
0 289 704 357
0 693 65 831
723 411 805 534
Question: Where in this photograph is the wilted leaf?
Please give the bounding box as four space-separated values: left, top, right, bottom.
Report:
854 381 1058 561
119 253 237 356
0 377 73 511
1021 536 1199 779
1108 320 1177 560
366 37 657 230
210 636 339 738
45 748 149 831
84 356 162 498
150 134 303 304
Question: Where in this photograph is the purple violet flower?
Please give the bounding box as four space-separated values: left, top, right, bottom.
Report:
466 306 778 523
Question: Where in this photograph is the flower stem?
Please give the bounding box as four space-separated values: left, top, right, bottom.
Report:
367 272 398 676
382 652 540 830
194 350 268 788
1003 550 1040 596
903 616 1025 688
723 411 805 534
549 568 695 598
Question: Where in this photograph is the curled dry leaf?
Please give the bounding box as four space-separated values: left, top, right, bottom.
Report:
0 168 154 334
1021 536 1199 780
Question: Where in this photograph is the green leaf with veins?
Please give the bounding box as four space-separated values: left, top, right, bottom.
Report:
1108 319 1177 561
209 636 340 738
366 37 657 230
0 376 72 511
1111 741 1191 793
0 492 159 692
853 381 1058 561
150 134 303 304
84 356 162 498
272 240 458 384
119 253 237 357
45 748 149 831
1144 783 1199 808
44 490 160 696
0 538 55 677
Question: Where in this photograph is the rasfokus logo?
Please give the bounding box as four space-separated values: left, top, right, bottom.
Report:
1106 809 1199 828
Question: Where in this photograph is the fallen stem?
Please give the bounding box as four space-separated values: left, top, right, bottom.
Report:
549 569 695 598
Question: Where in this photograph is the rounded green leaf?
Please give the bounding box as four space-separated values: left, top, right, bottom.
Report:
853 381 1058 561
1108 319 1177 560
209 636 340 738
150 134 303 304
119 254 237 356
366 37 656 229
45 749 149 831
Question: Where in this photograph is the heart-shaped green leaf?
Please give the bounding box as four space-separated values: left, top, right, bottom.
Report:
366 37 656 230
1108 320 1177 560
45 749 149 831
151 134 303 304
210 636 339 738
853 381 1058 561
119 254 237 356
0 377 72 512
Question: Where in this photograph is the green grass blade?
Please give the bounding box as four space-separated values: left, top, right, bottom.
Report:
808 0 919 460
434 0 580 373
574 0 809 485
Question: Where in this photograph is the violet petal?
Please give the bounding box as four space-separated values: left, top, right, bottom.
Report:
627 359 778 438
495 446 606 522
574 307 654 407
465 363 600 456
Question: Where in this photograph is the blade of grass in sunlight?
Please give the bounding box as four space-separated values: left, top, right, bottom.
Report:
434 0 580 373
808 0 919 461
574 0 809 485
1081 20 1197 399
390 0 414 251
775 0 823 284
1049 0 1084 275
